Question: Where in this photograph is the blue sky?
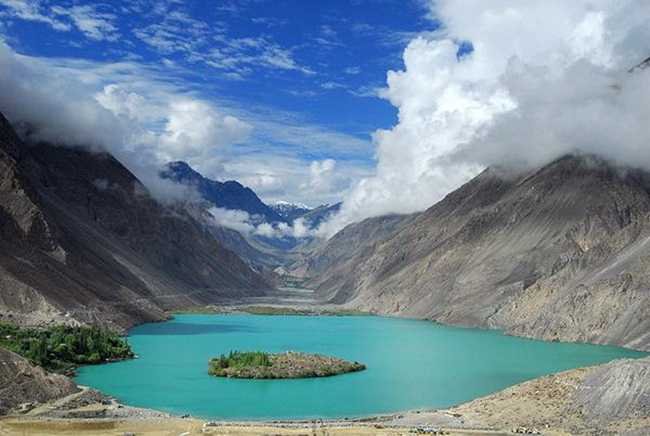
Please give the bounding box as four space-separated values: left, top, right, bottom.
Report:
0 0 437 206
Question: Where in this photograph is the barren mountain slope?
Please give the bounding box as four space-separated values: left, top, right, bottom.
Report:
306 156 650 350
0 112 269 329
0 347 78 415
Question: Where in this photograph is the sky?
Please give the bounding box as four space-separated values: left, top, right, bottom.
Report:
0 0 435 208
1 1 650 238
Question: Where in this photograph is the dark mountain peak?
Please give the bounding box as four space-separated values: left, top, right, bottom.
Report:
162 161 202 182
161 161 285 224
223 180 246 189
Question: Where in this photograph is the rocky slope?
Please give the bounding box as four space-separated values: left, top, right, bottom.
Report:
0 112 269 330
0 347 78 415
303 155 650 350
300 202 341 229
388 356 650 435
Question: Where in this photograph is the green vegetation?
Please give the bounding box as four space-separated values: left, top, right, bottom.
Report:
0 322 133 373
208 350 366 379
209 351 272 374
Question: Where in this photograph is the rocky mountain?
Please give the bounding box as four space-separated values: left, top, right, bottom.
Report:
270 201 312 222
162 161 285 224
0 347 78 415
302 155 650 351
0 112 270 330
300 202 341 229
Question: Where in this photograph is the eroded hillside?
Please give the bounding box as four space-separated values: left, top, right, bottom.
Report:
303 156 650 350
0 112 270 330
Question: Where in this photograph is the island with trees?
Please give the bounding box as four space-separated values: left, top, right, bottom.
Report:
208 351 366 379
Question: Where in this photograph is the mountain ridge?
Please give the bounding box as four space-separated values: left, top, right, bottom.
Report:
0 112 270 330
301 154 650 351
161 161 285 224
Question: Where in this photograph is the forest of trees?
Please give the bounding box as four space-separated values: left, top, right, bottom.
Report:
0 323 133 372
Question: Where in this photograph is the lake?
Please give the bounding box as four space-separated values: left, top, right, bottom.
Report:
76 314 647 420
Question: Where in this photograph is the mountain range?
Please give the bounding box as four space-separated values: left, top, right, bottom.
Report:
270 201 312 222
161 161 285 224
297 155 650 351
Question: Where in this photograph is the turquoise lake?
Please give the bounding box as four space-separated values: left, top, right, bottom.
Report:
76 314 647 420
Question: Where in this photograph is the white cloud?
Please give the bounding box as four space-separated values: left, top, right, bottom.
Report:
303 159 336 192
201 35 315 76
321 0 650 237
0 1 119 42
0 42 249 204
157 100 252 162
208 207 315 239
95 84 159 122
51 5 119 41
208 207 256 234
134 11 314 78
0 0 70 31
0 42 370 207
320 81 346 90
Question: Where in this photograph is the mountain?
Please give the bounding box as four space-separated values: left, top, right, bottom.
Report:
0 112 269 330
161 161 285 224
270 201 312 222
300 202 341 228
0 347 78 415
302 155 650 351
270 201 341 227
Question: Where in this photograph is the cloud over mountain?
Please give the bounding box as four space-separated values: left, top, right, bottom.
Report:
322 0 650 236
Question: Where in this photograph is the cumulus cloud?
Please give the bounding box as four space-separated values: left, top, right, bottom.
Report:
321 0 650 237
158 100 252 162
0 43 127 150
303 159 336 192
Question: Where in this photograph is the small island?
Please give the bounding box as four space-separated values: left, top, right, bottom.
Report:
208 351 366 379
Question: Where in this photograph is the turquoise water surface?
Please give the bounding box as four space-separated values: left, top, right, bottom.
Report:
76 314 646 420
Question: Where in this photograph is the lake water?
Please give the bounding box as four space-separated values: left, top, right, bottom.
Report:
76 314 647 420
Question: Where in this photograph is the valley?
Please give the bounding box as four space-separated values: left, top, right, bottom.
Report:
2 106 650 434
2 1 650 433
